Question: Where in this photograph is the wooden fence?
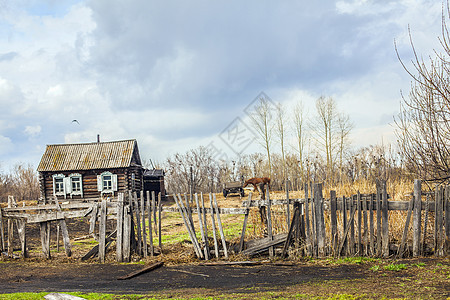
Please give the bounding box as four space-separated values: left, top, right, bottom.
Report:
1 179 448 262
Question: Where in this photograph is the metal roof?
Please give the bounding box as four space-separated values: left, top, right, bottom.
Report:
143 169 164 177
37 139 141 172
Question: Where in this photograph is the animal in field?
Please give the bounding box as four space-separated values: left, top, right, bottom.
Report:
243 177 270 191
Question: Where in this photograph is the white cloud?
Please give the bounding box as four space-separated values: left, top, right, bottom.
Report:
24 125 41 137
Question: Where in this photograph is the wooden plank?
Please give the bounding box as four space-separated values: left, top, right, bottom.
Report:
330 190 338 256
147 191 154 256
315 183 325 257
282 206 299 257
17 219 27 258
89 204 98 240
82 230 117 261
381 181 389 258
376 182 382 257
117 261 164 280
242 233 288 256
55 200 72 257
445 186 450 255
349 195 355 255
140 190 147 258
338 206 356 256
362 191 368 256
123 205 131 262
265 186 274 258
357 191 362 255
239 192 253 253
369 193 375 256
158 192 162 251
413 179 422 257
133 192 142 256
422 193 430 255
160 206 247 215
341 196 348 256
174 194 203 259
304 182 311 256
286 180 290 229
39 222 51 259
398 198 414 258
213 194 228 259
116 194 124 262
209 193 219 258
435 186 444 256
200 193 210 259
98 200 107 263
0 208 4 252
152 191 157 239
195 193 209 260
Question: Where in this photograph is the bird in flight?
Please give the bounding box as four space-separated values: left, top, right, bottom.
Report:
72 120 80 125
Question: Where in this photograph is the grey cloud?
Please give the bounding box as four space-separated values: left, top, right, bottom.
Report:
0 51 17 62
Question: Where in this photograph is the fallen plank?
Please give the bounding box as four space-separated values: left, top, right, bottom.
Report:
81 230 117 261
117 261 164 280
199 261 262 266
242 233 288 256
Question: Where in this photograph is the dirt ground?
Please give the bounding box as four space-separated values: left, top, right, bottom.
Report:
0 257 449 298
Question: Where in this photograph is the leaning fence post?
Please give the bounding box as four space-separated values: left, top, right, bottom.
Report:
213 194 228 259
381 180 389 258
147 191 154 256
239 192 253 253
0 207 4 252
304 183 312 256
330 190 338 256
123 205 131 262
209 193 219 258
140 190 147 258
413 179 422 257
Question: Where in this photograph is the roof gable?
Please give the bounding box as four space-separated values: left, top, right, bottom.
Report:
37 139 141 172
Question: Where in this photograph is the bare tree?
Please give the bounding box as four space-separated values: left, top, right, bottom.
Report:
337 113 353 184
249 96 274 177
394 4 450 182
293 101 307 184
275 102 287 181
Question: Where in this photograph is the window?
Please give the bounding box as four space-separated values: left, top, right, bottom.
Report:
52 174 66 197
69 173 83 197
97 171 118 194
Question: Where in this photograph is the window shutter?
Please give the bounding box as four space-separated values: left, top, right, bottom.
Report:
112 174 118 191
52 177 57 196
79 176 84 198
64 177 72 194
97 175 103 191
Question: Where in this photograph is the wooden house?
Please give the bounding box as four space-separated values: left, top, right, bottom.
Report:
37 139 143 202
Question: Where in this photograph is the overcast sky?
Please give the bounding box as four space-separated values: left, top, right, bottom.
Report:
0 0 443 170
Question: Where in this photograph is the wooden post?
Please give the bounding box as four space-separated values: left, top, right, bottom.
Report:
376 182 382 257
147 191 154 256
175 194 203 259
341 196 348 256
314 183 325 257
369 193 375 256
99 200 107 263
330 190 338 256
195 193 209 260
55 199 72 257
286 179 290 230
200 193 210 258
209 193 219 258
357 191 362 255
7 196 13 257
158 192 162 251
435 186 444 256
140 190 147 258
123 205 131 262
116 194 124 262
349 195 355 255
282 205 299 257
0 208 4 252
304 183 312 256
213 194 228 259
422 193 430 255
239 192 253 252
398 197 414 258
266 185 274 258
362 193 368 256
17 219 27 258
445 186 450 255
89 204 98 240
39 222 51 259
133 192 142 256
381 181 389 258
413 179 422 257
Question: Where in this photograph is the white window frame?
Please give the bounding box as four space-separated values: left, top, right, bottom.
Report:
52 174 66 197
69 173 83 198
97 171 118 194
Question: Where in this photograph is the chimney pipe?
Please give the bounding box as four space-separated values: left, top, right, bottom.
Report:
97 134 100 143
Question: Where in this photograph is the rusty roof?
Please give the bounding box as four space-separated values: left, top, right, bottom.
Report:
37 139 141 172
